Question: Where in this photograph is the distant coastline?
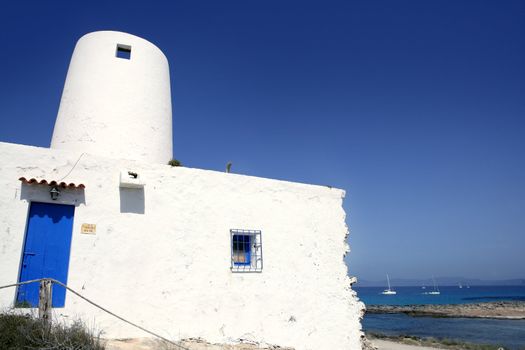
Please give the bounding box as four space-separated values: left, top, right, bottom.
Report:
366 301 525 319
356 278 525 288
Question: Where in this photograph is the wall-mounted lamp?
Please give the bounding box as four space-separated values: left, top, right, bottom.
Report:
50 186 60 200
119 170 145 188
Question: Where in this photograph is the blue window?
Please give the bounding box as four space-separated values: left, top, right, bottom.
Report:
230 229 263 272
116 44 131 59
232 234 251 266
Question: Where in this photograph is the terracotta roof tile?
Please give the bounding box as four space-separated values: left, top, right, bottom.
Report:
19 177 85 189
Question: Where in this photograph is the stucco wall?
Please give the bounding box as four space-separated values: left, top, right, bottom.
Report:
0 141 364 350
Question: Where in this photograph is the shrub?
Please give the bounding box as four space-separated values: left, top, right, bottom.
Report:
168 159 182 167
0 311 105 350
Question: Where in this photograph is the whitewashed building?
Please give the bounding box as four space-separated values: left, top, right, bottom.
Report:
0 31 364 350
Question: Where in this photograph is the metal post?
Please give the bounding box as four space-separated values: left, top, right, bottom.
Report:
38 279 52 326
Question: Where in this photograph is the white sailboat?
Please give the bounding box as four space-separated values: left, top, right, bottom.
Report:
381 274 396 295
427 276 440 295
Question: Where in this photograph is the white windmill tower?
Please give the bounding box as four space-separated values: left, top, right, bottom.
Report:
50 31 173 164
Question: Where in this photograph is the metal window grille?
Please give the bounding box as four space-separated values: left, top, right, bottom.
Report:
230 229 262 272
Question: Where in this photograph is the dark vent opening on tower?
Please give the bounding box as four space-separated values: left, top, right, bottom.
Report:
116 44 131 59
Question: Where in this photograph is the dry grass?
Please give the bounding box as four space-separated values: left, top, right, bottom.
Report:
0 311 105 350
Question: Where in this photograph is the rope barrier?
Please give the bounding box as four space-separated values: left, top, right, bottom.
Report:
0 278 189 350
0 278 46 290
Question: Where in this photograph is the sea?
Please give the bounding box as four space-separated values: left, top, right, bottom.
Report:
355 286 525 349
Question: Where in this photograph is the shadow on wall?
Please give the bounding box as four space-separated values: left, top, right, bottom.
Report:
119 188 145 214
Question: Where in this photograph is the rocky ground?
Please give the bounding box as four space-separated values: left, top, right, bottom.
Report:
366 301 525 319
371 339 441 350
104 335 506 350
104 337 294 350
367 333 506 350
104 337 441 350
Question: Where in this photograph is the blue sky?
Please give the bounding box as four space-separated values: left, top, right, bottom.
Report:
1 1 524 281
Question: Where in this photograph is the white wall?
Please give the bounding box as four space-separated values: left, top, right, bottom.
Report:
51 31 173 164
0 142 364 350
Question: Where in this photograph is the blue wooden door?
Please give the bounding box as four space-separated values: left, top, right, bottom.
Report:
17 202 75 307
